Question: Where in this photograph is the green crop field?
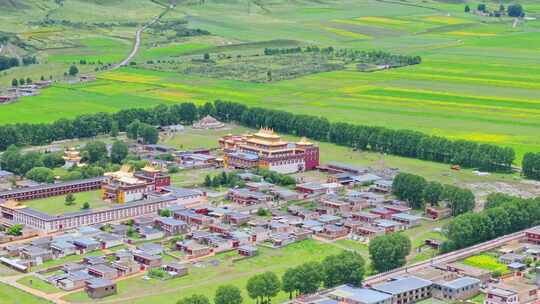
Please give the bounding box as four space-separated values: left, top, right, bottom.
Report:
1 0 539 163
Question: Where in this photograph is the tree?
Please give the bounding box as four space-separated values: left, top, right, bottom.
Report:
65 193 76 206
7 224 23 236
68 65 79 76
82 202 90 209
111 140 128 164
369 233 411 273
26 77 32 84
282 268 299 299
11 78 18 87
464 5 470 13
110 121 119 137
85 141 108 163
41 152 65 168
392 173 427 209
499 4 505 12
177 294 210 304
507 4 524 17
25 167 55 183
422 181 443 206
443 185 475 216
215 285 243 304
477 3 486 12
321 251 365 288
246 275 264 304
295 262 323 295
126 120 141 140
204 175 212 187
140 124 159 144
203 53 210 60
159 209 172 217
247 272 280 304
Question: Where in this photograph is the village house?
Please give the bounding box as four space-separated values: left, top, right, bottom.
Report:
370 207 395 220
432 277 481 301
371 180 393 193
269 233 296 248
326 285 392 304
56 271 94 291
110 255 139 276
139 226 164 240
20 245 52 265
391 213 422 227
318 224 348 240
224 212 251 225
354 225 385 239
51 241 77 257
227 188 273 205
154 217 189 236
137 243 164 256
132 250 162 269
96 233 124 249
238 245 258 257
372 276 433 304
425 206 452 220
176 240 212 258
163 263 188 278
352 211 381 224
88 264 118 280
86 278 117 299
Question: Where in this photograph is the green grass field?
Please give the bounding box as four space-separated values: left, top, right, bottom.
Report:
463 253 510 274
22 190 109 215
17 276 62 294
62 239 344 304
0 282 51 304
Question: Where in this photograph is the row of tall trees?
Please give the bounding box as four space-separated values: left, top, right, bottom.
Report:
392 172 475 215
0 100 516 173
442 194 540 253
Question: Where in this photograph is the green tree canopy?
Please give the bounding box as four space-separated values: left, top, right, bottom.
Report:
369 234 411 273
177 294 210 304
111 140 128 164
214 285 243 304
322 251 365 288
25 167 55 183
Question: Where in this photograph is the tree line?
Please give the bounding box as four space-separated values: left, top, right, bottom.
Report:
392 172 475 215
441 193 540 253
0 100 516 173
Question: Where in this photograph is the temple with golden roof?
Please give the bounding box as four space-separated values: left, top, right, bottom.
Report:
62 147 82 169
102 165 170 204
219 128 319 174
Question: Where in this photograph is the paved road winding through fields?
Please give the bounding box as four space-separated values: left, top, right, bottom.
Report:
113 4 174 69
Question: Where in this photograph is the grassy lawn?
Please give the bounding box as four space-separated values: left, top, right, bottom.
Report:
62 239 346 304
22 190 110 215
463 254 509 274
17 276 62 294
0 282 51 304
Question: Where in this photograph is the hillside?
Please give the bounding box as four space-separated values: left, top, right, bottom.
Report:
0 0 539 162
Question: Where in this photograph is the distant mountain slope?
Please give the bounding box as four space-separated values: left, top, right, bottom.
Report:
0 0 30 9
